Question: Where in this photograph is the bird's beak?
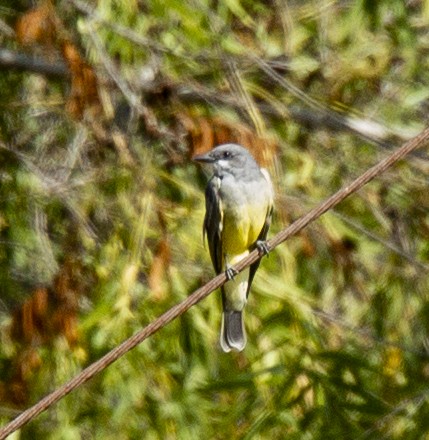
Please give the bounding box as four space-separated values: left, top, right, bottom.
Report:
193 152 214 163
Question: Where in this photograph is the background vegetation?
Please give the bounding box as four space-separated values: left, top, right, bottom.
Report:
1 0 429 438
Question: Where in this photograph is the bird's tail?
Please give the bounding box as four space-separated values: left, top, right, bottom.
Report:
220 310 246 352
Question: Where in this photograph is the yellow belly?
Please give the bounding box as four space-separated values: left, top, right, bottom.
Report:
222 203 266 261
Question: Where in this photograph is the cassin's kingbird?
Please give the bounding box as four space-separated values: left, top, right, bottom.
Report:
194 143 274 352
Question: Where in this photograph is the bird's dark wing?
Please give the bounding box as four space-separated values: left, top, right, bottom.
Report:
203 176 223 275
247 179 274 295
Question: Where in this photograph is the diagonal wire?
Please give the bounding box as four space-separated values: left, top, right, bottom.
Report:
1 125 429 439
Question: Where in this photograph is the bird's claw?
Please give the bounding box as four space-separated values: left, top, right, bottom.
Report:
225 266 238 280
256 240 270 256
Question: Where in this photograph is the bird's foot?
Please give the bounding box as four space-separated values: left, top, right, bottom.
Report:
256 240 270 256
225 265 238 280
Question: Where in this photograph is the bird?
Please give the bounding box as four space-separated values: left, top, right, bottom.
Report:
194 143 274 352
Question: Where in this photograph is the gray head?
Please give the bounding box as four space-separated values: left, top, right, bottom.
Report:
193 143 259 178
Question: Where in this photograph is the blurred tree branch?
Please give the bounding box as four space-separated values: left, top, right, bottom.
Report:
0 45 417 150
0 48 68 77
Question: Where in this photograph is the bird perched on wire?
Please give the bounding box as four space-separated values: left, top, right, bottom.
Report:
194 143 274 352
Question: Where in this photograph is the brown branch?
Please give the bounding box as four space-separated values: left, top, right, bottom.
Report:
1 125 429 439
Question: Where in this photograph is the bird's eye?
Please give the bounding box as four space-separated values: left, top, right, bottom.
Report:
222 151 231 159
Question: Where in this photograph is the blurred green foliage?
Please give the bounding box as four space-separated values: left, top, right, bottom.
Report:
1 0 429 439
